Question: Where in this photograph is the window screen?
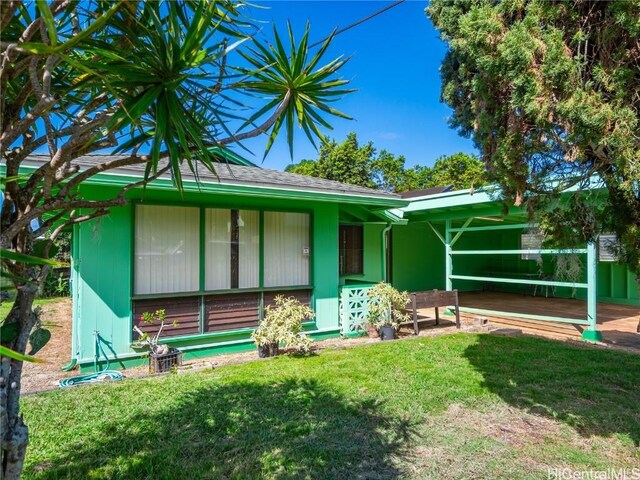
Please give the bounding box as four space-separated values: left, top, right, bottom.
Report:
599 234 618 262
134 205 200 295
520 233 542 261
339 225 363 275
263 212 310 287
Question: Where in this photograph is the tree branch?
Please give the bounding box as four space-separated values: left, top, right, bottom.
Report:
218 90 291 145
1 164 171 246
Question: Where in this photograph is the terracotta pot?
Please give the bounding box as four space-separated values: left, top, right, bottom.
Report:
366 325 379 338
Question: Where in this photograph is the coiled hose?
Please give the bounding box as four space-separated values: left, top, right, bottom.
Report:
59 331 124 388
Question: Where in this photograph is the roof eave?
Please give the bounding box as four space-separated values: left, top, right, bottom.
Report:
77 168 408 208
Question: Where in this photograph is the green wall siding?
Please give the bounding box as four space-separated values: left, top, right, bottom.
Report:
391 223 445 292
311 204 340 330
72 185 343 368
74 185 133 365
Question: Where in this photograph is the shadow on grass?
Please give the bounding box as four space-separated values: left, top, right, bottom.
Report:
464 334 640 446
29 378 417 479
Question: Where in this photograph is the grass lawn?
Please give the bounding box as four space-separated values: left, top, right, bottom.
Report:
22 334 639 479
0 297 66 320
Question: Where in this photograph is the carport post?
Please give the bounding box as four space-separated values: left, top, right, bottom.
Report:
582 240 603 342
445 219 452 291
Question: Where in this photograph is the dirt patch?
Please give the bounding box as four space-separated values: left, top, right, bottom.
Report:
23 298 76 393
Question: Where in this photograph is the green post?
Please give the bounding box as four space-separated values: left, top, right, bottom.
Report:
445 219 452 290
582 240 603 342
381 224 392 282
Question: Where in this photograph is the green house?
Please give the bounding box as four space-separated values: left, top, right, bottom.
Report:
18 156 639 371
19 155 405 371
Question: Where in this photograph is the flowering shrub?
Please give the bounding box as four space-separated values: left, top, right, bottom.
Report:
367 282 410 330
252 296 313 353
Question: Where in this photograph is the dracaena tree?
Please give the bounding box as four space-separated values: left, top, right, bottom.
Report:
428 0 640 286
0 1 352 476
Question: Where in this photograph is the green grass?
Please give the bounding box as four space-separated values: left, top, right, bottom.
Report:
22 334 640 479
0 297 66 320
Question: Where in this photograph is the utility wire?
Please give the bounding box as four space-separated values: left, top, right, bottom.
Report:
309 0 406 49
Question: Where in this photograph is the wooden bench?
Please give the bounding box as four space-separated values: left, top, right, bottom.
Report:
404 289 461 335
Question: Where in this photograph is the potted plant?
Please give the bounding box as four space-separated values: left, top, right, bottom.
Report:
367 282 410 341
365 321 379 338
132 309 183 373
251 295 313 357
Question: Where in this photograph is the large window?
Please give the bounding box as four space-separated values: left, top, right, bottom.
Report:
264 212 310 287
135 206 309 295
134 205 200 295
205 209 259 290
339 225 363 275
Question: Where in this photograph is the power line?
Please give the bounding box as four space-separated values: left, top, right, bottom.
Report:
309 0 406 49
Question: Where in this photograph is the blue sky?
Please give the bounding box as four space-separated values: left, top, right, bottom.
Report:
238 1 478 171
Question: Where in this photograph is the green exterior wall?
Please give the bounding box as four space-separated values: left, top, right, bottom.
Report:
390 222 445 292
72 184 343 370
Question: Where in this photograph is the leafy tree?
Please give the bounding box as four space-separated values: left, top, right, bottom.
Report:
426 153 487 190
0 1 351 476
284 159 318 177
286 132 418 191
428 0 640 285
316 132 376 188
287 133 486 192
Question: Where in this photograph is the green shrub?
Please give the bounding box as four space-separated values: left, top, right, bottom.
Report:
252 296 313 353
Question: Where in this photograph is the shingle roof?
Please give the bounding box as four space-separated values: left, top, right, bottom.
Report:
23 154 401 201
400 185 453 199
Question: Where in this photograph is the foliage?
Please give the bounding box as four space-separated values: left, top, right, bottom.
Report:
366 282 410 330
0 345 44 364
554 254 584 298
132 309 176 355
251 296 313 353
428 0 640 284
286 132 486 192
427 153 487 191
287 132 376 187
21 335 640 478
1 2 352 474
40 269 69 298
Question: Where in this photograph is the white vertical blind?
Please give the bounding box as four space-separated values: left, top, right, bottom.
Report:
239 210 259 288
599 234 618 262
205 208 231 290
520 233 543 261
264 211 310 287
134 205 199 295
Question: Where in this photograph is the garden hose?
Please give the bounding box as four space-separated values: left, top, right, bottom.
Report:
58 331 124 388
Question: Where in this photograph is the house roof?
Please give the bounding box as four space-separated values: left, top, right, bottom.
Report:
400 185 453 199
21 155 405 207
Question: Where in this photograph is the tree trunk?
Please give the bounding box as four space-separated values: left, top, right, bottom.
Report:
1 286 39 480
